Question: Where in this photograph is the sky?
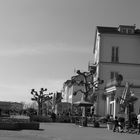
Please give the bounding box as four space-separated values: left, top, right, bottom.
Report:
0 0 140 103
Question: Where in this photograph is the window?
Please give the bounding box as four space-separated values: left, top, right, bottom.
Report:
128 29 132 34
119 25 135 34
110 72 118 80
122 29 126 33
111 46 119 62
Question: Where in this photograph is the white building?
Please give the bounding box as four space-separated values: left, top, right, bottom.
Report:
62 79 83 104
93 25 140 117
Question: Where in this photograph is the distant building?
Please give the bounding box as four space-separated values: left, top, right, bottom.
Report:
62 79 83 104
93 25 140 117
0 101 23 115
62 73 94 104
61 73 94 116
52 92 64 114
0 101 11 112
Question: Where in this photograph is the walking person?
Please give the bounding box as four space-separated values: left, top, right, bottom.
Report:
118 117 125 133
113 116 119 132
51 111 56 122
137 112 140 134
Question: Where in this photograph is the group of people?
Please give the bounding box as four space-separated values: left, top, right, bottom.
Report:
113 112 140 134
113 116 125 133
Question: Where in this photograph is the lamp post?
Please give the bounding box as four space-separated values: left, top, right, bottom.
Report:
31 88 52 116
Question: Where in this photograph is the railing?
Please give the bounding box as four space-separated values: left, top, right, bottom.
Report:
106 79 118 88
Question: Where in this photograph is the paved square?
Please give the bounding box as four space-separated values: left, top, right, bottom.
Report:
0 123 140 140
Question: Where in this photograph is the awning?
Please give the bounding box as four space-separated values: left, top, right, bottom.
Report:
73 100 93 107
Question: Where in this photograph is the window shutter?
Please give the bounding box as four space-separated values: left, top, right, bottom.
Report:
111 47 115 62
115 47 119 62
110 72 114 79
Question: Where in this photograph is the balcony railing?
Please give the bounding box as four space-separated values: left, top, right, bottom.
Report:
106 79 118 88
88 61 97 74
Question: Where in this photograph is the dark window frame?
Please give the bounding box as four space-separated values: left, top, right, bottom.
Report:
111 46 119 63
110 71 119 80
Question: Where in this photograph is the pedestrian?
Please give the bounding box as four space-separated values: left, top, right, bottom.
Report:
113 116 119 132
137 112 140 134
51 112 56 122
110 115 114 122
118 117 125 132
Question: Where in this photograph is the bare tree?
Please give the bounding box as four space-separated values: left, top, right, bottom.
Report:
31 88 52 116
72 70 103 101
71 70 103 126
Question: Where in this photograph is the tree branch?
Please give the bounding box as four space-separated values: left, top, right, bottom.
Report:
73 89 86 95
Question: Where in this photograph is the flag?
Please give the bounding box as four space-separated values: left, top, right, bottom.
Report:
120 82 129 104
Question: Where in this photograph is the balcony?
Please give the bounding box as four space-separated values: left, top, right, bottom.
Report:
106 79 118 88
106 74 124 88
88 61 97 74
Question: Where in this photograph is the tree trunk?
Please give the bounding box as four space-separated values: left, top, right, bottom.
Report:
38 103 42 116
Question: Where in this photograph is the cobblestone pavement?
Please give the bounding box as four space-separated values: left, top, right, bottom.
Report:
0 123 140 140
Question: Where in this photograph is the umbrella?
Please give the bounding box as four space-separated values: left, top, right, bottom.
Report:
73 99 93 127
73 100 93 107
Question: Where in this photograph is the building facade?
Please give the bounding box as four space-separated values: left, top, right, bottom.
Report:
62 79 83 104
93 25 140 117
0 101 23 115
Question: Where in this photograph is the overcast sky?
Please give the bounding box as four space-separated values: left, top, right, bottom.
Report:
0 0 140 103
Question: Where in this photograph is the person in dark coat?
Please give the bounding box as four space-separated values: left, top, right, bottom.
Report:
51 112 56 122
113 116 119 132
118 117 125 132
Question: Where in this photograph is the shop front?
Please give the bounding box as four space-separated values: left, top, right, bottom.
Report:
105 81 139 121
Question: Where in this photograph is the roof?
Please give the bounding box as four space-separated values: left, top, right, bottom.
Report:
93 25 140 53
97 26 119 34
96 25 140 35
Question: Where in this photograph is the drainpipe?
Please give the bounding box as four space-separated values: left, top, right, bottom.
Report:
114 99 116 118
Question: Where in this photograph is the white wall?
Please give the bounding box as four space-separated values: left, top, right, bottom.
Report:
62 84 84 104
72 85 84 103
100 34 140 63
99 64 140 86
93 32 140 116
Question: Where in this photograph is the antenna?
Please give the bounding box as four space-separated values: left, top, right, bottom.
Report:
73 68 77 76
